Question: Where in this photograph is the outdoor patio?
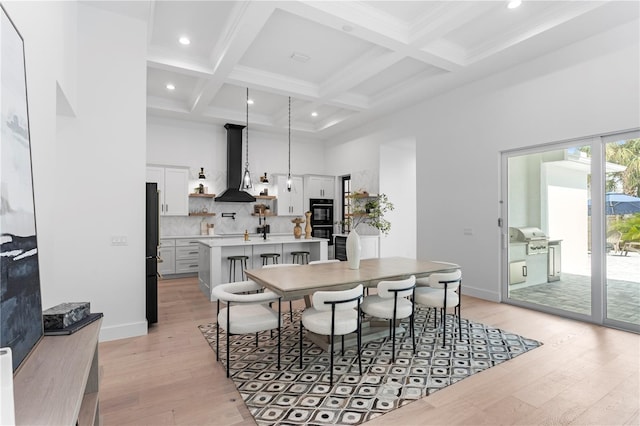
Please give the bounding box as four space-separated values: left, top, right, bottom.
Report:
509 251 640 325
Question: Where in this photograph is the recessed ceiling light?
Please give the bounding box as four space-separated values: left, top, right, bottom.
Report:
290 52 311 63
166 83 175 91
507 0 522 9
311 112 318 117
179 36 190 45
247 99 254 105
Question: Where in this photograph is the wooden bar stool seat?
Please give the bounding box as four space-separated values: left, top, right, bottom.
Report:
260 253 280 265
227 255 249 282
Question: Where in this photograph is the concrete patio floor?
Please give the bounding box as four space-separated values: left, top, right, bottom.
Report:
509 251 640 326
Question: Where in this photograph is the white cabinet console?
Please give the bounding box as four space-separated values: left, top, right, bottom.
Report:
198 236 328 300
13 318 102 425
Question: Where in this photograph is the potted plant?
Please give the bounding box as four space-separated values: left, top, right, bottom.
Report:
343 192 394 235
342 191 394 270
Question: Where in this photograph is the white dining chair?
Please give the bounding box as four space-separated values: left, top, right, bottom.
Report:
360 275 416 362
299 284 363 387
414 269 462 348
212 280 282 377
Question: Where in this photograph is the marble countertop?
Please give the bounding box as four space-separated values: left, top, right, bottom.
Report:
161 233 290 240
197 236 328 247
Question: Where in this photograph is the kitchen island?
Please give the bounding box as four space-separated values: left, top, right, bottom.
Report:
198 235 328 300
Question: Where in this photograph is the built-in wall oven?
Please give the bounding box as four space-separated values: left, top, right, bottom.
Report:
310 198 334 245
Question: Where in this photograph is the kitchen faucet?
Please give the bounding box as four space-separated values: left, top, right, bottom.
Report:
262 216 268 240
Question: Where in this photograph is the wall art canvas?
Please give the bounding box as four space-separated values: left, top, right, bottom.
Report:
0 4 43 372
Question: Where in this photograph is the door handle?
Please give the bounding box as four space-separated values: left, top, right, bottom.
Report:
522 265 527 277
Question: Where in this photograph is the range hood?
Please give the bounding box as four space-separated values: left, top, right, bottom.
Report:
215 123 256 203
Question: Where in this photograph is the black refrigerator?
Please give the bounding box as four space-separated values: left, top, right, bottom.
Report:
145 182 159 325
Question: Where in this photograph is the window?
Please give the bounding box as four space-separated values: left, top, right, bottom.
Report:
341 175 351 233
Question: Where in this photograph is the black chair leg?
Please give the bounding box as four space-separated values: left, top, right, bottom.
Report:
391 318 396 363
457 305 462 340
299 322 303 369
277 301 281 370
411 313 416 353
341 335 345 355
216 300 220 361
329 333 334 387
226 306 231 378
290 301 293 322
357 316 362 376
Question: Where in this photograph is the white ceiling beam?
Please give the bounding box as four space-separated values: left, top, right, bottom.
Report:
227 65 320 100
465 1 607 64
190 2 276 114
147 50 214 79
282 1 463 71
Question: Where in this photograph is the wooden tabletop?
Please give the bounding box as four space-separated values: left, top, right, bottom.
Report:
244 257 460 299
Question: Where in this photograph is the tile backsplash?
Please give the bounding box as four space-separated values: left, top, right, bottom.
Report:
160 200 304 237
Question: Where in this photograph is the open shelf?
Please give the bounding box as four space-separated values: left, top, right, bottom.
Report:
13 319 102 425
189 212 216 216
255 195 276 200
189 193 215 198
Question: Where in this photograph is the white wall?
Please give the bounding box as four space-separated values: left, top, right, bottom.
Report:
380 140 416 259
6 2 148 341
326 20 640 302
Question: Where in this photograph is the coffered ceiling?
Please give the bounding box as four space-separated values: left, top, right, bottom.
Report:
91 1 638 138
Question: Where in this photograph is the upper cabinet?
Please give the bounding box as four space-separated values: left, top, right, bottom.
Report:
147 166 189 216
304 175 335 199
276 175 304 216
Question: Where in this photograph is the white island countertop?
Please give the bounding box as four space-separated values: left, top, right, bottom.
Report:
198 235 328 247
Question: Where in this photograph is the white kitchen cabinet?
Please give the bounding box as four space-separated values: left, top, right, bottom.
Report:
146 166 189 216
304 175 335 199
159 237 211 277
158 239 176 276
276 175 304 216
175 239 202 274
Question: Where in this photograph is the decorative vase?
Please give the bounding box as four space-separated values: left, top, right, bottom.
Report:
292 218 304 239
304 211 312 239
346 227 361 270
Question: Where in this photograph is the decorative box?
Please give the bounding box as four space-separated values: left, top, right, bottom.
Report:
43 302 90 330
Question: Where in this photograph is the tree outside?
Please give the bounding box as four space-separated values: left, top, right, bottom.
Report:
605 138 640 197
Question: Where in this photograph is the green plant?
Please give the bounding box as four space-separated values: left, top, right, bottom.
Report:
611 213 640 242
343 192 394 235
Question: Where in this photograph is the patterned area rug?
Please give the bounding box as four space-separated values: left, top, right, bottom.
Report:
198 307 542 425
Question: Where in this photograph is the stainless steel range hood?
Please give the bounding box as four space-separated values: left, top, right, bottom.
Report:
215 123 256 203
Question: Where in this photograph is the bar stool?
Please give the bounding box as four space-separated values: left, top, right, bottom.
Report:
291 251 310 264
260 253 280 265
227 255 249 282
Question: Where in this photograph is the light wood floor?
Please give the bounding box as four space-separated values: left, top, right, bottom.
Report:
99 277 639 425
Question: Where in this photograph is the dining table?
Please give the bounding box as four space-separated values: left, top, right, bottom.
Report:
244 256 460 351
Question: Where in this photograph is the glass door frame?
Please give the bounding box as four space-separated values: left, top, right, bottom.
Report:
500 136 609 326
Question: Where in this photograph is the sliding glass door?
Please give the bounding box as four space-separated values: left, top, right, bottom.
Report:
603 135 640 327
502 131 639 333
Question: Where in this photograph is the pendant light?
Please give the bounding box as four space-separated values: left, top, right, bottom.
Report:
241 87 253 190
287 96 292 192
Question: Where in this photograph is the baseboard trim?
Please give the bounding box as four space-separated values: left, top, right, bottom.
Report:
462 286 501 303
98 320 148 342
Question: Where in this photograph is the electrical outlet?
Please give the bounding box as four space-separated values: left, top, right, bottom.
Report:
111 236 128 246
463 228 473 236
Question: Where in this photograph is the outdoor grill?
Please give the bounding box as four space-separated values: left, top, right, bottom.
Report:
509 226 549 255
